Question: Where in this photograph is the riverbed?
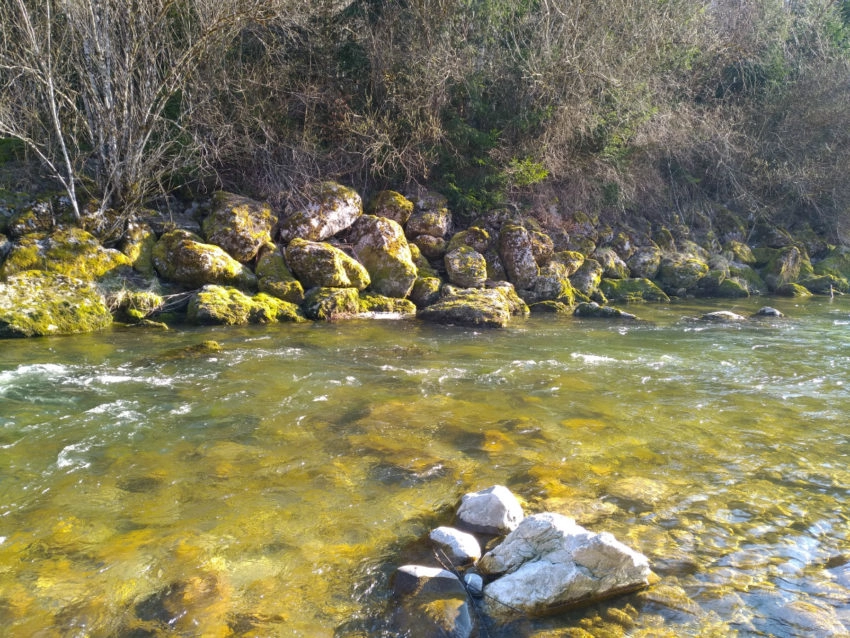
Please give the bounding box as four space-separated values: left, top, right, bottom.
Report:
1 297 849 636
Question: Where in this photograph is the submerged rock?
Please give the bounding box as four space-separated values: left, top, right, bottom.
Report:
574 301 637 320
456 485 524 534
698 310 747 322
278 181 362 243
754 306 784 317
202 192 274 262
0 270 113 337
392 565 472 638
478 512 651 617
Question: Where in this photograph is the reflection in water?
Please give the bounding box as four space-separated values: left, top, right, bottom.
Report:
0 297 849 636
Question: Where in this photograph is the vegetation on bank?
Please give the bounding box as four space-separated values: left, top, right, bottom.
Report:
2 0 850 240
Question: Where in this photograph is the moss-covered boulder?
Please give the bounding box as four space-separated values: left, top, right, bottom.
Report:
278 181 362 243
529 300 572 314
358 292 417 315
119 221 157 277
348 215 417 297
569 258 604 298
255 243 304 304
5 199 55 238
202 192 275 263
722 240 757 266
627 244 663 279
285 238 370 290
302 286 361 320
753 246 806 292
499 224 539 290
729 264 767 295
525 261 577 305
407 194 452 238
109 288 165 323
813 246 850 279
447 227 491 254
657 253 709 294
444 246 487 288
574 301 638 320
488 281 530 317
594 247 630 279
417 287 516 328
152 229 258 290
798 274 849 294
775 282 813 297
600 278 669 302
551 251 585 277
530 230 555 266
366 190 414 227
410 277 443 308
410 234 448 260
715 277 750 298
0 228 132 281
186 285 304 325
752 219 794 248
652 227 676 252
0 270 113 337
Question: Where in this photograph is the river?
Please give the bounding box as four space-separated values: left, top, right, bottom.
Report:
1 297 849 636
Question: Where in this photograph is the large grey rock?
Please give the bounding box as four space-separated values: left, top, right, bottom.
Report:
499 224 539 290
394 565 467 598
278 182 362 243
348 215 417 298
594 247 630 279
478 512 651 617
429 527 481 566
456 485 524 534
285 238 370 290
627 244 663 279
569 259 604 298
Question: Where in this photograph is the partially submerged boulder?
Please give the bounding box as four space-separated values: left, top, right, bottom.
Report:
152 229 258 290
456 485 524 535
478 512 652 617
285 238 370 290
0 270 113 337
202 192 275 263
301 286 361 320
417 286 527 328
186 285 304 325
599 278 669 303
574 301 638 320
657 253 710 294
392 566 472 638
278 181 362 243
348 215 417 298
358 292 417 315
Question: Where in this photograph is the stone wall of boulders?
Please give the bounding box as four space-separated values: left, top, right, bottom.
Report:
0 185 847 336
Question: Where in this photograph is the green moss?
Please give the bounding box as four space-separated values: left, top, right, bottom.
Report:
775 282 813 297
417 287 514 328
447 227 491 254
0 228 132 281
599 278 670 302
203 192 274 262
0 270 113 337
285 238 370 290
256 243 304 303
410 276 442 308
798 274 848 294
529 300 572 314
109 289 165 323
729 264 766 294
302 286 361 320
152 229 258 291
358 292 417 314
715 278 750 298
120 222 157 277
814 246 850 279
444 245 487 288
366 190 414 226
187 285 304 325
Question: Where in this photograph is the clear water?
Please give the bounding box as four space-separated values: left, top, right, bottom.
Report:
1 297 849 637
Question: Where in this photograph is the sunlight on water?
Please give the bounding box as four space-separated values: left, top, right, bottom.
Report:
1 297 849 636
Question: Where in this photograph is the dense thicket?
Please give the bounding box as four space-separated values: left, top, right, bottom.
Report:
2 0 850 238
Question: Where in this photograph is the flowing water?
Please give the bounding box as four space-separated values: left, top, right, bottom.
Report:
1 297 850 637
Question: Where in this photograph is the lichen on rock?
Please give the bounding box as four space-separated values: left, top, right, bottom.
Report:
285 238 370 290
278 181 362 243
0 270 113 337
152 229 258 291
444 245 487 288
255 242 304 304
202 191 275 263
186 285 304 325
366 190 414 227
302 286 361 320
348 215 417 298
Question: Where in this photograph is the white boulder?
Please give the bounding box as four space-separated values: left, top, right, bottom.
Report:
456 485 524 535
478 512 651 617
429 526 481 565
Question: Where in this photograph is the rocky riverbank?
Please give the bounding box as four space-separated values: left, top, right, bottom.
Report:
0 184 847 337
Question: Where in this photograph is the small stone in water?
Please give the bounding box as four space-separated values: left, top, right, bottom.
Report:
464 572 484 598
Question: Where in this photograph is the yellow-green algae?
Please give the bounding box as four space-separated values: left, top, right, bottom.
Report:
255 242 304 304
187 285 304 325
0 270 113 337
0 228 131 281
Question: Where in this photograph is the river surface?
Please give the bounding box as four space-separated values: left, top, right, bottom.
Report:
1 297 850 637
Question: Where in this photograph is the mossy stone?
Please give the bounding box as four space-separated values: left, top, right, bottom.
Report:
256 243 304 303
775 282 813 297
722 240 756 265
120 222 157 277
715 278 750 298
657 253 709 293
417 287 514 328
0 228 132 281
302 286 361 320
569 258 604 297
755 245 806 291
729 264 766 294
187 285 304 325
499 224 539 290
599 278 669 303
278 181 362 243
814 246 850 279
529 230 555 265
410 277 443 308
411 234 447 260
110 289 165 323
366 190 414 226
202 192 275 262
152 229 258 291
626 244 662 279
551 251 585 277
574 301 638 320
529 301 572 314
348 215 417 298
447 227 491 254
285 238 370 290
0 270 112 337
798 274 849 294
358 292 417 315
444 246 487 288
